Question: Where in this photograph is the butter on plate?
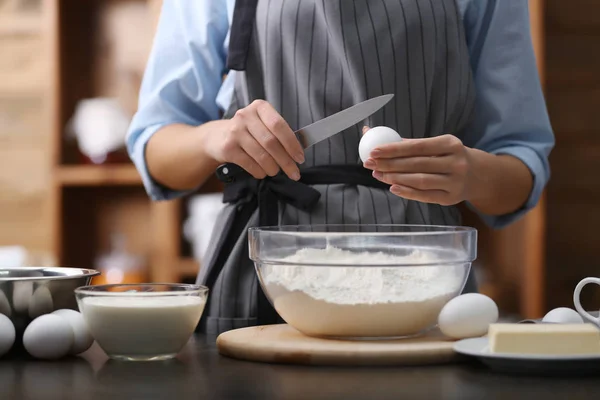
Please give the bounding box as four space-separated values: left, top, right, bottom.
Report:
488 323 600 355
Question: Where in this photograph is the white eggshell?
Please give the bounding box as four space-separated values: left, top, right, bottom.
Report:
358 126 401 162
28 286 54 319
0 314 15 357
23 314 74 360
53 309 94 355
438 293 499 339
542 307 584 324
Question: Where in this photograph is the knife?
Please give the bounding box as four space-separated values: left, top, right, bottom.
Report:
216 94 394 183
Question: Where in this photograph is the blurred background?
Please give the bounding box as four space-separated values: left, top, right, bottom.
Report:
0 0 595 320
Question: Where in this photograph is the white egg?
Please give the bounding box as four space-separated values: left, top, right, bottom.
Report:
358 126 402 162
542 307 584 324
438 293 499 339
23 314 74 360
0 314 15 357
28 286 54 319
53 309 94 355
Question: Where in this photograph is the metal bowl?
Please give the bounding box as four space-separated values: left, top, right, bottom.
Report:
0 267 99 337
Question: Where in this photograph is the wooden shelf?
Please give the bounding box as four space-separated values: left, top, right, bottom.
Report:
0 87 45 98
179 257 200 277
44 0 217 285
0 16 42 36
56 165 142 186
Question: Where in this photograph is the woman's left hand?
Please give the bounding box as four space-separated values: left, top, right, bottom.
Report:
362 130 474 206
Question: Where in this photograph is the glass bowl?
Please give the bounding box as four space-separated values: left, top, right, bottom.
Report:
248 225 477 339
74 283 208 361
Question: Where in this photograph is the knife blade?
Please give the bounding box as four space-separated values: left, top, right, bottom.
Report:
216 94 394 183
296 94 394 149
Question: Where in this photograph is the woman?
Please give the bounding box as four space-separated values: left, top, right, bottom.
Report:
127 0 554 335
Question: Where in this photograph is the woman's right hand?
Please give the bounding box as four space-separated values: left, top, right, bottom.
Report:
201 100 305 180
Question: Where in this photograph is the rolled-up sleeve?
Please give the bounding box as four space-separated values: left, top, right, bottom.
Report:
461 0 555 229
126 0 232 201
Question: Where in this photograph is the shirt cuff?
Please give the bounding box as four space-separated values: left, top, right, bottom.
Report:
129 124 194 201
466 146 548 230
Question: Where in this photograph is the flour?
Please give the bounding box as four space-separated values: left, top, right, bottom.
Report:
261 246 466 338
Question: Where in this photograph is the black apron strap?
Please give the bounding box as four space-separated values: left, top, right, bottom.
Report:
301 165 390 190
227 0 259 71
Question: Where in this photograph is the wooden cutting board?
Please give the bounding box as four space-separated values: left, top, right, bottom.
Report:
216 324 463 366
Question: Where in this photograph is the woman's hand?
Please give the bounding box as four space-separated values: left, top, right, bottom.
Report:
202 100 305 180
362 128 474 206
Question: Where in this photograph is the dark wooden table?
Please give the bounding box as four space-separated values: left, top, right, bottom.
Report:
1 334 599 400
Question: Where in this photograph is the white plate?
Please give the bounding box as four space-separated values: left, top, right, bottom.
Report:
454 337 600 376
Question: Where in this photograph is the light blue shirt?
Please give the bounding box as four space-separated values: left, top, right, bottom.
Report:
126 0 555 230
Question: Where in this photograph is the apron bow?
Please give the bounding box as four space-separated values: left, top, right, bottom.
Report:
222 172 322 226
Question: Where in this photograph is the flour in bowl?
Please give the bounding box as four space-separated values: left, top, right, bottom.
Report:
261 246 466 338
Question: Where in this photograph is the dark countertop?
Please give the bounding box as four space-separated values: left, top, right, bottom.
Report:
2 335 600 400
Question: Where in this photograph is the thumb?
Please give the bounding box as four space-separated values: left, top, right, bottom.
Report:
362 126 370 135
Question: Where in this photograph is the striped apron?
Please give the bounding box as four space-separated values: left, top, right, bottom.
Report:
196 0 477 335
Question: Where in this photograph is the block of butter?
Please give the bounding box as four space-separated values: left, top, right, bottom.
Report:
488 323 600 355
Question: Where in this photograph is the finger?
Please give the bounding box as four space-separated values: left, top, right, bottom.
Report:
254 101 305 164
230 151 267 180
362 126 370 135
372 171 450 192
363 155 452 173
245 108 301 180
371 134 462 159
389 185 448 205
238 132 280 177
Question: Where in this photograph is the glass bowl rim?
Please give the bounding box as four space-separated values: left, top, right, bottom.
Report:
74 283 209 296
249 224 476 266
249 224 477 235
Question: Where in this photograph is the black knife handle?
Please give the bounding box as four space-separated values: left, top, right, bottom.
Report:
216 163 248 183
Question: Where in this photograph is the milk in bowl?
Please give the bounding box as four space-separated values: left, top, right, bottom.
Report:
75 284 208 361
